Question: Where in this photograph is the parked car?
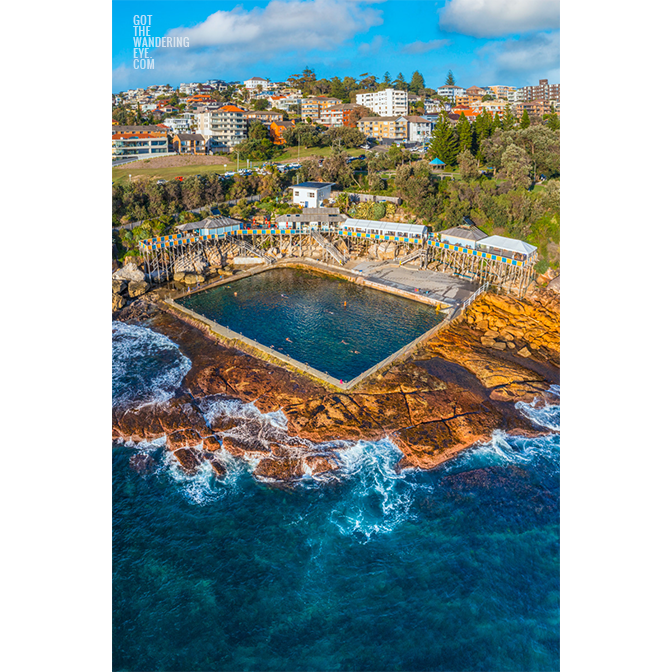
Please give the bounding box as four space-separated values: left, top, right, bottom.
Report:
156 179 167 185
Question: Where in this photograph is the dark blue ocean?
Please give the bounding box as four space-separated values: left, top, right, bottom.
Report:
113 322 559 672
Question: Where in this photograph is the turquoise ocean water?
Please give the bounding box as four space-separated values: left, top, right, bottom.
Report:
113 322 559 672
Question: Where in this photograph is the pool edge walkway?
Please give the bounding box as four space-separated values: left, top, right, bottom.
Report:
163 295 460 392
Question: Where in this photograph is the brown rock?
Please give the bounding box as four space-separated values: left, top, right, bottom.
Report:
173 448 202 474
128 280 150 298
304 455 337 475
166 428 203 451
492 342 507 351
129 453 158 475
112 279 127 294
255 457 304 480
518 347 531 357
113 293 126 312
202 435 222 452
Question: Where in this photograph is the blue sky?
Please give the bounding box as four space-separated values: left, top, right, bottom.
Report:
112 0 559 92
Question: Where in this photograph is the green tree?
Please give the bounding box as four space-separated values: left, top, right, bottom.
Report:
502 105 516 131
456 113 473 153
409 71 425 94
520 109 531 129
501 144 532 189
428 112 459 167
248 121 269 140
393 72 407 91
544 112 560 131
383 71 392 85
445 70 455 86
458 149 480 181
252 98 270 111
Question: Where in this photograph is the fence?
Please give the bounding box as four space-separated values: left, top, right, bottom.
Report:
332 191 402 205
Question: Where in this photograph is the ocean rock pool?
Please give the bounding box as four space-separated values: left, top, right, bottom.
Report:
175 266 445 382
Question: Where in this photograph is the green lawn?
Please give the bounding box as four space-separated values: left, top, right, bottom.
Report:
112 146 366 185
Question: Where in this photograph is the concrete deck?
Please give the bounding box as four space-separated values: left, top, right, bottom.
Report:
349 261 480 308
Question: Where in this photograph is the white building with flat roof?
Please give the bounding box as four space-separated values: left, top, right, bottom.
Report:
355 88 408 117
291 182 334 208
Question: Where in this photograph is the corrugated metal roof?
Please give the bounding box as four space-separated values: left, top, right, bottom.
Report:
479 235 537 255
176 216 244 232
440 225 487 241
343 218 427 235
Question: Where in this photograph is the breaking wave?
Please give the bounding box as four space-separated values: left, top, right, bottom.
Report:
325 438 425 541
112 322 191 408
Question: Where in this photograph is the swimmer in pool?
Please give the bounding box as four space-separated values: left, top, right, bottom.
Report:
286 338 292 343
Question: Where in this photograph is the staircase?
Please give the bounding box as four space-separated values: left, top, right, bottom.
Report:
311 230 349 265
397 247 426 267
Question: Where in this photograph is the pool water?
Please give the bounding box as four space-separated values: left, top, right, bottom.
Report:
176 267 444 382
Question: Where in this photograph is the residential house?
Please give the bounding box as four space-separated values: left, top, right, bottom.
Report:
290 182 334 208
171 133 206 155
357 116 407 142
402 116 434 144
270 120 295 145
244 77 271 91
355 88 408 117
424 98 451 114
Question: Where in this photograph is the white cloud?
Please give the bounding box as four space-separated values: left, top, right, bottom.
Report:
166 0 382 51
401 39 450 55
440 0 559 38
114 0 383 89
474 31 559 84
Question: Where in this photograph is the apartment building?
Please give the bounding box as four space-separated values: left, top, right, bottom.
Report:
196 105 247 153
268 95 302 113
486 85 517 100
112 128 170 159
320 104 364 128
520 79 560 103
242 110 284 126
436 85 466 102
513 99 554 119
300 96 341 122
162 115 196 133
357 116 407 142
355 88 408 117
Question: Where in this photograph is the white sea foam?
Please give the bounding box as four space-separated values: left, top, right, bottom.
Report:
325 438 424 541
112 321 191 408
158 445 250 505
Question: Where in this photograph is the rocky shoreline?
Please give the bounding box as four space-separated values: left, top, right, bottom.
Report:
113 274 559 481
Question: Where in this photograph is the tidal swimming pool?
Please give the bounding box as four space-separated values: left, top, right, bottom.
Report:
176 267 444 382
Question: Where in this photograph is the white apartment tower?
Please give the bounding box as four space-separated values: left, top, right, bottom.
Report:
355 88 408 117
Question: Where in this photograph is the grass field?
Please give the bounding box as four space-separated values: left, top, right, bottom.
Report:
112 146 366 185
